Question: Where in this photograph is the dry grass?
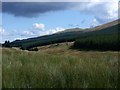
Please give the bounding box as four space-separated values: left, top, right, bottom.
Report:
2 45 119 88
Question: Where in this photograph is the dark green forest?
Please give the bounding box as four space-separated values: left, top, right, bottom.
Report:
73 34 119 51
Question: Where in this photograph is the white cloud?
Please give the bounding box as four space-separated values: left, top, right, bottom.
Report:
20 23 46 37
72 2 118 24
21 30 35 36
106 3 118 19
47 27 65 34
33 23 45 30
90 18 100 28
20 27 65 37
0 27 9 36
0 28 5 35
36 27 65 35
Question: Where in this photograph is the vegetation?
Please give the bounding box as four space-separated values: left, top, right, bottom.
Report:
0 48 2 89
2 41 11 47
73 33 120 51
2 20 119 88
2 46 119 88
72 23 119 51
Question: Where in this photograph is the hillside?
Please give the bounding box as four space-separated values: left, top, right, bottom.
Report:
92 19 119 31
3 19 120 50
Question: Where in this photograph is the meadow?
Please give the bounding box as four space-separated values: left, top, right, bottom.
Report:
2 43 119 88
0 48 2 89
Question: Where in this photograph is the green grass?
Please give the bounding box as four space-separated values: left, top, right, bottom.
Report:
2 46 119 88
0 48 2 89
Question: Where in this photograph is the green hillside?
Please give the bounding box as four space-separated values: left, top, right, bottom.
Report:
3 20 120 51
73 24 119 51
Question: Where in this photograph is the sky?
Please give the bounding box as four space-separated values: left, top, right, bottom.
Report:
0 0 119 43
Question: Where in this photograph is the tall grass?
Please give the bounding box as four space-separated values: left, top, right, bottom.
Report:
2 48 119 88
0 48 2 89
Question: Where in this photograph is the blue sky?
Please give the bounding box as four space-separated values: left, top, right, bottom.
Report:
0 1 119 43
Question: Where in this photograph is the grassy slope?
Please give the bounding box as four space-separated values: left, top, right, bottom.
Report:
8 19 119 49
2 43 119 88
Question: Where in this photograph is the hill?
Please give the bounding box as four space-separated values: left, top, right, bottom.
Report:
92 19 119 31
72 19 120 51
2 19 120 50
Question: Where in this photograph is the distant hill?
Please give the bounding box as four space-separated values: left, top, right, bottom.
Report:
2 19 120 50
58 19 119 33
92 19 119 31
57 28 89 34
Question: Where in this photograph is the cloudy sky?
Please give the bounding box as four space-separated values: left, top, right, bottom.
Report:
0 0 119 43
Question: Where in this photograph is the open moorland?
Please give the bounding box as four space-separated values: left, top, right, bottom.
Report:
2 43 119 88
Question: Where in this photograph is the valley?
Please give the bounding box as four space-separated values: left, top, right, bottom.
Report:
2 19 120 88
2 2 119 89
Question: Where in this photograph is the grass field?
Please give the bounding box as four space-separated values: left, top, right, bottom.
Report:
0 48 2 89
2 43 119 88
